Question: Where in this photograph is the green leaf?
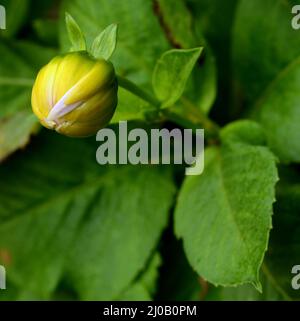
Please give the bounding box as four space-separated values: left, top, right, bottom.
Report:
66 167 174 300
0 40 56 160
152 48 203 108
0 131 175 299
207 273 283 301
0 0 29 38
233 0 300 162
155 0 217 114
91 24 118 60
175 120 278 289
65 12 86 51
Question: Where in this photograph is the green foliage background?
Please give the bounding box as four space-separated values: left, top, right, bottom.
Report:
0 0 299 301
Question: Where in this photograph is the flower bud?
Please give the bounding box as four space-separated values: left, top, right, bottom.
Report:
31 52 118 137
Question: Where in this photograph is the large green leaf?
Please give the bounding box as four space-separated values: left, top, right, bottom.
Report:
0 41 56 160
175 121 278 289
0 131 175 299
207 274 283 301
233 0 300 162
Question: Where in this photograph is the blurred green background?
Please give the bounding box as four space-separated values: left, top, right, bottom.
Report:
0 0 299 301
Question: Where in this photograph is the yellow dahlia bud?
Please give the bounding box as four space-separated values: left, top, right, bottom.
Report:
31 51 118 137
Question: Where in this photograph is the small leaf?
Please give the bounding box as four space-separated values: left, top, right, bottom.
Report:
65 12 86 51
155 0 217 114
152 48 203 108
91 24 118 60
175 120 278 289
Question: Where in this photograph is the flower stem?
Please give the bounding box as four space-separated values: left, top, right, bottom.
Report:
162 97 220 140
117 75 161 108
117 74 220 140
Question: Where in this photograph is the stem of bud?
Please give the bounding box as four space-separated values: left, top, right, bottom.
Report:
117 75 161 108
117 74 220 141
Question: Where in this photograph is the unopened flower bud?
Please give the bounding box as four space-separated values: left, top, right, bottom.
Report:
31 52 118 137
